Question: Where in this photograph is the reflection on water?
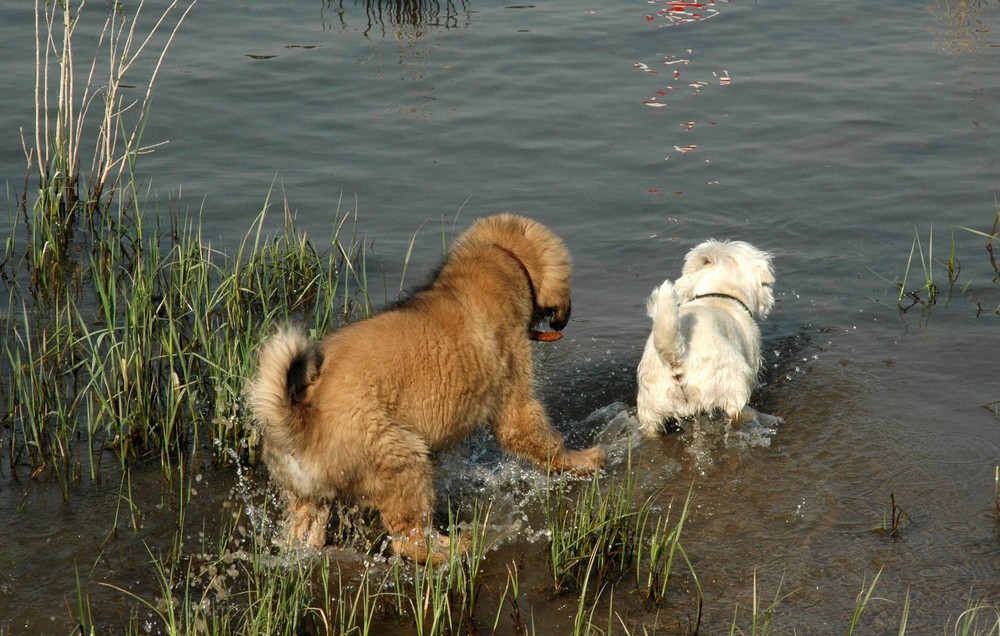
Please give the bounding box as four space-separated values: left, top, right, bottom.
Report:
645 0 723 27
325 0 470 37
929 0 992 54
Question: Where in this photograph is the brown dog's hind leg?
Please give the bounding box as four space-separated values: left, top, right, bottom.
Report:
493 397 606 475
369 432 454 563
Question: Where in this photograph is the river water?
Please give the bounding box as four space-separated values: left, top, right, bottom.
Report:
1 0 998 633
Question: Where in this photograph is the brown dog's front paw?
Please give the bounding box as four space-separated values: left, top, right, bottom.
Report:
561 446 606 475
391 530 460 565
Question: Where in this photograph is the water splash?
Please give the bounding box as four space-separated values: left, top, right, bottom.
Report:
221 442 283 545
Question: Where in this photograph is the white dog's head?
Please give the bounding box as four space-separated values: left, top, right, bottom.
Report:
673 240 775 319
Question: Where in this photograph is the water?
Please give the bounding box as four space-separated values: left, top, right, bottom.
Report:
1 0 999 633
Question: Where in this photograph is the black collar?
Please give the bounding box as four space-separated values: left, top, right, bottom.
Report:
494 244 537 305
691 292 753 317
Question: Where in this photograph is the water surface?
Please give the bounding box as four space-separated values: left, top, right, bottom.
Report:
1 0 998 633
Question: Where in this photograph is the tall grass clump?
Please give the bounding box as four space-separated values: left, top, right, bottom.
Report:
543 466 648 594
3 193 370 484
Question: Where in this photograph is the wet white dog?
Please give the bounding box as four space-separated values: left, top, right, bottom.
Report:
636 239 775 437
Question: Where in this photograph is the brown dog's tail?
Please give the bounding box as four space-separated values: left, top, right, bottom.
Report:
647 280 686 365
248 327 320 454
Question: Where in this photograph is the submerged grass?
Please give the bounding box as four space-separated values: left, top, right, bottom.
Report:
895 203 1000 313
72 464 1000 636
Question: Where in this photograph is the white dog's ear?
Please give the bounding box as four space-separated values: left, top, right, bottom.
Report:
751 255 776 318
694 253 714 269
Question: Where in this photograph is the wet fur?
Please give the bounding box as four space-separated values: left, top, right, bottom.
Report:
249 213 606 561
636 239 775 436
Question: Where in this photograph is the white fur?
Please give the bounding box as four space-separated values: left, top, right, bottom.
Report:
636 239 775 436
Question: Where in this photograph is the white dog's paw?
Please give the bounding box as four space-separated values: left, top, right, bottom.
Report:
754 411 784 428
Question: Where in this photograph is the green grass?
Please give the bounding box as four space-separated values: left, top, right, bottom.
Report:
728 569 790 636
68 464 999 636
2 192 369 486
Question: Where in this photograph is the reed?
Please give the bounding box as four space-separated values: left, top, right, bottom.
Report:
490 563 526 636
897 589 911 636
445 502 493 628
27 0 194 244
570 546 609 636
870 491 912 539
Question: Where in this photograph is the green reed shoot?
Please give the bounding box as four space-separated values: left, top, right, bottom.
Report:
898 226 938 309
409 547 454 636
957 200 1000 280
571 546 609 636
490 563 525 636
71 565 96 636
728 569 792 636
846 567 886 635
897 588 911 636
952 600 1000 636
640 481 697 604
445 501 493 625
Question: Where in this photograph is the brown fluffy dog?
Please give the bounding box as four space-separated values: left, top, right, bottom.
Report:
249 213 606 561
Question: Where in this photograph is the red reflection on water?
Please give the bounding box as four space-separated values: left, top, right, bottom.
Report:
649 0 719 26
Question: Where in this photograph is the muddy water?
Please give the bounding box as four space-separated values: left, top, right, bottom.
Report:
2 0 1000 633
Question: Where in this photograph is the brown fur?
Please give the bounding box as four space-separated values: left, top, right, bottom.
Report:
248 213 606 561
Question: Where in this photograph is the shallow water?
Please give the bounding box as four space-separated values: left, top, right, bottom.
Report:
2 0 999 633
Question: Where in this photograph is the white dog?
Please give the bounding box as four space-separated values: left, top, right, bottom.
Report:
636 239 775 436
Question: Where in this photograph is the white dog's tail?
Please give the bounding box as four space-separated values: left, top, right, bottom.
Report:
647 281 686 365
248 327 320 455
